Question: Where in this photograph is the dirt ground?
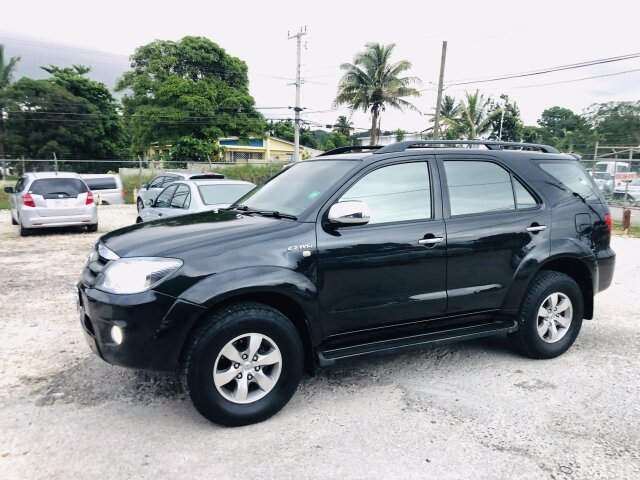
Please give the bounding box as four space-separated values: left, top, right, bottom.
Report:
0 205 638 480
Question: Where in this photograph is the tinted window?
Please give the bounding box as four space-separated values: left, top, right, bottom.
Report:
29 178 88 199
15 177 26 192
155 184 178 208
236 160 358 216
198 184 255 205
84 178 117 190
445 161 515 215
513 179 537 209
162 176 178 186
538 161 602 202
341 162 431 224
148 176 165 188
170 184 191 209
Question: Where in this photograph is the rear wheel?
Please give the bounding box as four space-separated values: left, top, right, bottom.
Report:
181 303 303 426
19 223 32 237
87 223 98 233
11 215 18 225
510 271 583 359
136 198 144 212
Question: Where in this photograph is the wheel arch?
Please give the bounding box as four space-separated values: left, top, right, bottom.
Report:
538 256 594 319
180 289 316 375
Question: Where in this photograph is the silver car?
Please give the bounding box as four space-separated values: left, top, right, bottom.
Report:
614 178 640 201
136 171 224 211
136 179 255 222
81 174 125 205
5 172 98 236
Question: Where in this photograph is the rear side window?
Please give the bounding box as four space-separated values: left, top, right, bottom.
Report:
340 162 432 224
444 161 538 216
198 184 255 205
84 178 117 190
537 161 603 202
29 178 88 199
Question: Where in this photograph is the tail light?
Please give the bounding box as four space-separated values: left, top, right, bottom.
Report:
23 193 36 207
86 191 94 205
120 188 125 198
604 214 612 233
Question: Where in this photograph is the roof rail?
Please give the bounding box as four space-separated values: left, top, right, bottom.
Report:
373 140 559 154
317 145 384 157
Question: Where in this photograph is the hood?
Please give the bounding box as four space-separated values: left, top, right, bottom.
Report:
100 210 287 258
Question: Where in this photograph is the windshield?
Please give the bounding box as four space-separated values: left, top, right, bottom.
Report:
232 160 359 216
198 183 254 205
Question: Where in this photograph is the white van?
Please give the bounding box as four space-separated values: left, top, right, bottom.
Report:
81 174 125 205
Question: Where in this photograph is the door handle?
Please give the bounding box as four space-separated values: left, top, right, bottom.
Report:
526 225 546 233
158 213 163 217
418 237 444 245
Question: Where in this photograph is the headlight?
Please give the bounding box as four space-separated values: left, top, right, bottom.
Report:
95 257 183 294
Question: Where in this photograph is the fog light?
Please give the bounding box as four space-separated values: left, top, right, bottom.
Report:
110 325 123 345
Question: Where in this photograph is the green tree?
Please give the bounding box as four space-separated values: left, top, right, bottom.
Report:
0 66 128 171
334 43 421 145
395 128 406 142
0 44 20 89
455 90 502 139
488 94 524 142
537 106 594 154
333 115 354 137
583 101 640 146
116 36 265 160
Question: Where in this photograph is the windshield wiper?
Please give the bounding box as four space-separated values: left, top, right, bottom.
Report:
226 205 297 220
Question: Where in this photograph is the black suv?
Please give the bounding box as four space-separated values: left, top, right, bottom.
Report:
78 140 615 426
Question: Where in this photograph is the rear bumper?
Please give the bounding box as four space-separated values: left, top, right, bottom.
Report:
21 210 97 228
596 247 615 293
77 283 206 372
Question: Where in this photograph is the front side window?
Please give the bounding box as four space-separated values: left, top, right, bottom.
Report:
340 162 431 225
148 177 165 189
155 184 178 208
170 184 191 209
444 161 538 216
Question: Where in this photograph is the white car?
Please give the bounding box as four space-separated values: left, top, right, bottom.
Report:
81 174 125 205
136 171 224 212
136 179 255 222
4 172 98 236
614 178 640 201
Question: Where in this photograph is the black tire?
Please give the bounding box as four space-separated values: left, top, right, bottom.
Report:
87 223 98 232
135 217 143 224
181 302 303 426
19 223 32 237
11 215 18 225
136 198 144 212
510 271 583 359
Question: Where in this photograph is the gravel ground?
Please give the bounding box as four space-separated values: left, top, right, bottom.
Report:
0 205 638 480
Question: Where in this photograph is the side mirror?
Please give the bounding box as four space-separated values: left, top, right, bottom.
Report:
144 198 154 207
328 200 370 226
4 186 14 194
141 183 148 190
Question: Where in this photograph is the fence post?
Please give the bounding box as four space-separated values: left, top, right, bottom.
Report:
622 209 631 236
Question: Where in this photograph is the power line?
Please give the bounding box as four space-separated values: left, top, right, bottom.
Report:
513 67 640 89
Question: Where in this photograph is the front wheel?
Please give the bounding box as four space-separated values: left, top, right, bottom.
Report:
87 223 98 233
181 303 303 426
510 271 583 359
136 198 144 212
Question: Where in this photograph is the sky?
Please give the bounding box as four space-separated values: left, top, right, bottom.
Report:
2 0 640 136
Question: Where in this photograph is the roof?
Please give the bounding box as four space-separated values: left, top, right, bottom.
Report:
176 179 255 186
26 172 81 179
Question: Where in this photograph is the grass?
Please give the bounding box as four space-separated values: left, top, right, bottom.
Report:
612 220 640 238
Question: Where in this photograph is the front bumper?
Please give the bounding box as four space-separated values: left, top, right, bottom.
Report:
77 283 206 372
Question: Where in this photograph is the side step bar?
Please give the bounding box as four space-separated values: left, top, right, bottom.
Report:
317 320 518 367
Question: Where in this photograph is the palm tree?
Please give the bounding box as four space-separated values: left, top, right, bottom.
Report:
334 43 420 145
0 44 21 89
333 115 354 137
456 90 502 139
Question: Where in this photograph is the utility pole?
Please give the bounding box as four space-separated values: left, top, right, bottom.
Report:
288 26 307 162
53 152 58 173
432 41 448 140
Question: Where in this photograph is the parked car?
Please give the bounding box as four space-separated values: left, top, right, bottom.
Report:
81 174 125 205
78 140 615 426
136 171 224 211
5 172 98 236
137 179 255 222
613 178 640 201
592 172 614 193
